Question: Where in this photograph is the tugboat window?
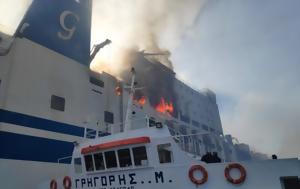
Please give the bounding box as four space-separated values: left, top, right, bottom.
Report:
117 148 132 167
105 151 118 169
94 153 105 170
50 95 65 111
132 146 148 166
280 176 300 189
84 155 94 172
157 143 173 163
74 157 82 174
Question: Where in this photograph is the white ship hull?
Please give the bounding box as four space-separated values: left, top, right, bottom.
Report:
0 159 68 189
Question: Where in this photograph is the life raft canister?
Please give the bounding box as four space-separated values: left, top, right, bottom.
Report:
63 176 72 189
224 163 247 184
188 165 208 185
50 179 57 189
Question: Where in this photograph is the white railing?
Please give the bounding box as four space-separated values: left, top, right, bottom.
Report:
83 116 151 139
167 126 224 158
57 156 72 164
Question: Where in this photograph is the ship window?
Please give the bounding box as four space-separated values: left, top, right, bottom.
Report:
74 157 82 174
280 176 300 189
105 151 118 169
157 143 173 164
50 95 65 111
117 148 132 167
132 146 148 166
148 117 156 127
84 155 94 172
90 77 104 88
94 153 105 170
202 124 209 131
192 120 200 127
104 111 114 124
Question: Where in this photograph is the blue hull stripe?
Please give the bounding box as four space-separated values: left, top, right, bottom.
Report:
0 109 84 137
0 131 74 163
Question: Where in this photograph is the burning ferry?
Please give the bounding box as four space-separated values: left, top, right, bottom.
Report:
0 0 299 188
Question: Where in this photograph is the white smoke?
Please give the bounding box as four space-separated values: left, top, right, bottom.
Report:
0 0 32 35
90 0 206 74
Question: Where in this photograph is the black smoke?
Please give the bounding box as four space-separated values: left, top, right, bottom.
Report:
120 50 178 117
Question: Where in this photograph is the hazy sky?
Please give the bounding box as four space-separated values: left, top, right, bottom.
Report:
172 0 300 158
0 0 299 158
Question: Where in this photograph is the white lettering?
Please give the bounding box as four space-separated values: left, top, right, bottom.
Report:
57 10 79 40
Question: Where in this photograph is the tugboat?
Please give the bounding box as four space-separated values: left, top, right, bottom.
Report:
48 70 300 189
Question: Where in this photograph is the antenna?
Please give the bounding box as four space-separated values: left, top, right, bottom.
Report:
124 68 136 132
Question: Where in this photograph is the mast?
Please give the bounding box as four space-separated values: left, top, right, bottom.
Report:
124 68 136 132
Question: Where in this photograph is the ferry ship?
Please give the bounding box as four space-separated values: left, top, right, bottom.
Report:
0 0 299 188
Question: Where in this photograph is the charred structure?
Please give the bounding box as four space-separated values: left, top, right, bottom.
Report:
120 50 178 117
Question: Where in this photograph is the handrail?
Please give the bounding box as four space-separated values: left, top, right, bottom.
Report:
83 117 150 139
57 156 72 164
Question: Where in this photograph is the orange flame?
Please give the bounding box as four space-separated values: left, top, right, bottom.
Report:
155 98 174 114
115 86 122 96
134 96 146 106
137 96 146 106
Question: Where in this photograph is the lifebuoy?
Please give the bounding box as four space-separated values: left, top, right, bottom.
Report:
188 165 208 185
63 176 72 189
224 163 246 184
50 179 57 189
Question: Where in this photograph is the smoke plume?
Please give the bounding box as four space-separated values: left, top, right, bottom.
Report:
90 0 206 112
90 0 206 74
123 50 178 109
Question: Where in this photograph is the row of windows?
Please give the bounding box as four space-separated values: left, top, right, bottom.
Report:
82 146 148 173
74 143 174 174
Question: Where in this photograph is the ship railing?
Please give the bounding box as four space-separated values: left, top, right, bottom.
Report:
57 156 72 164
167 126 224 159
83 117 150 139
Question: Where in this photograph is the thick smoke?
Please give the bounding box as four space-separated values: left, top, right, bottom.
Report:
90 0 206 74
119 50 178 112
90 0 206 112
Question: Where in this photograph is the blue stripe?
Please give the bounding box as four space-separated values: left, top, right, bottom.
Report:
0 109 84 137
0 131 74 163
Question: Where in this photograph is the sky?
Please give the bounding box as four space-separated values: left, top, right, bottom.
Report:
172 0 300 158
0 0 299 158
